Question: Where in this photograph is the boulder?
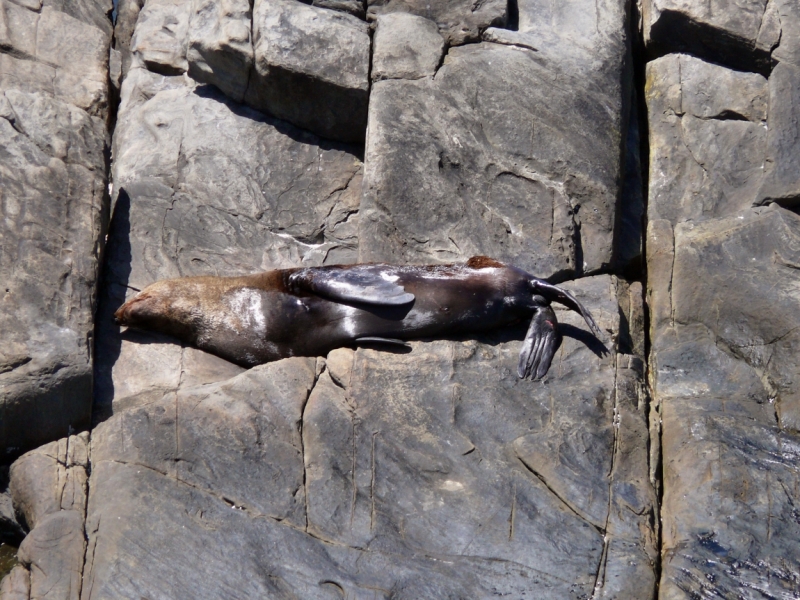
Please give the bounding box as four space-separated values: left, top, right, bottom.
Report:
5 434 89 600
129 0 191 75
186 0 253 102
0 0 112 453
646 205 800 596
366 0 506 46
372 13 445 81
646 54 769 226
245 0 371 143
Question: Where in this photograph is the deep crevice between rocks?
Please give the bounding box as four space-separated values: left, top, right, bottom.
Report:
646 9 775 77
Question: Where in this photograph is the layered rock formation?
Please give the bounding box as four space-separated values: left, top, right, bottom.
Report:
1 0 799 597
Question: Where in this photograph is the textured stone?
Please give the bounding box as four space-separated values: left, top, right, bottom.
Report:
646 54 769 226
186 0 253 102
372 13 445 81
0 0 111 453
366 0 506 46
0 1 111 114
130 0 191 75
5 434 89 600
757 62 800 207
360 0 630 278
94 69 363 419
246 0 370 143
647 205 800 596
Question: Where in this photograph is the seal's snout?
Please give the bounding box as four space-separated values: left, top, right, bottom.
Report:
114 293 149 326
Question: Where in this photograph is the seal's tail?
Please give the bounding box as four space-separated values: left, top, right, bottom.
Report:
518 305 562 380
529 279 602 338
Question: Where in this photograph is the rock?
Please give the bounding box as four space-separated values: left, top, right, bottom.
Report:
94 69 363 419
245 0 370 143
360 0 630 278
7 276 656 598
186 0 253 102
372 13 445 81
642 0 772 72
0 0 112 454
0 567 28 600
646 54 769 226
113 0 146 79
130 0 191 75
311 0 364 19
646 205 800 595
757 62 800 207
0 1 111 114
4 434 89 600
366 0 506 46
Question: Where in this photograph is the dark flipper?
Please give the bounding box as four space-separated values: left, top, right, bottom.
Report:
518 305 562 380
529 279 602 338
355 337 411 348
288 265 415 306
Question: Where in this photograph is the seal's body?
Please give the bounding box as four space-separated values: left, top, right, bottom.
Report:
115 257 600 380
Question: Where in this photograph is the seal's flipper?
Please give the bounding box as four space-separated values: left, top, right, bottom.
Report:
529 279 601 338
355 337 411 348
289 265 415 306
518 305 562 380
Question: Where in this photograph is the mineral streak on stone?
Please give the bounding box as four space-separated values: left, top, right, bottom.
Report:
0 0 112 453
245 0 371 143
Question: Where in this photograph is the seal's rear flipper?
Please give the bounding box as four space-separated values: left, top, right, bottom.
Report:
289 265 415 306
518 305 562 380
529 279 601 338
355 337 411 348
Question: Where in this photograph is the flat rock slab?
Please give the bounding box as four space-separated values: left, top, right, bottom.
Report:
647 205 800 596
95 68 363 419
0 0 112 453
11 276 656 599
372 13 445 81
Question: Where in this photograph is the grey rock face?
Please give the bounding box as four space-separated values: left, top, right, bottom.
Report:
0 0 112 453
130 0 191 75
7 434 89 600
360 0 630 279
366 0 506 46
647 206 800 596
246 0 371 143
646 54 769 226
186 0 253 102
372 13 445 81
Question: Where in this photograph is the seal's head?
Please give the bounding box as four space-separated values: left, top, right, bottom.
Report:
114 279 208 341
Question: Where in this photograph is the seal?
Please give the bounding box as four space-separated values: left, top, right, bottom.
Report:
114 256 601 380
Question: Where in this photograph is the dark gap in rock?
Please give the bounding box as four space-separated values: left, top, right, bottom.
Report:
712 109 751 122
647 10 774 77
505 0 518 32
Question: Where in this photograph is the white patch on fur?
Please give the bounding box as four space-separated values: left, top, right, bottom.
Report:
340 305 359 336
226 288 267 335
380 272 399 282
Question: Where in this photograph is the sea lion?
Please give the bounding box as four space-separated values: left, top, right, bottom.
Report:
114 256 601 380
